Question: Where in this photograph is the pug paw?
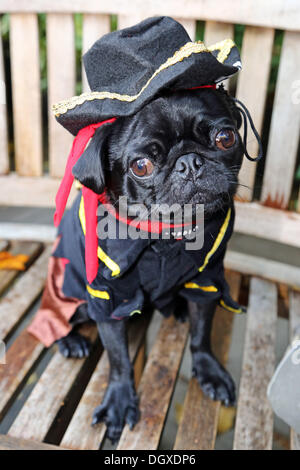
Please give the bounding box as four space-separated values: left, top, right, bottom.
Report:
192 351 236 406
56 331 91 358
92 380 140 443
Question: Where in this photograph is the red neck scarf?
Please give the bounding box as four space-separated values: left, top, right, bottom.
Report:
54 84 216 283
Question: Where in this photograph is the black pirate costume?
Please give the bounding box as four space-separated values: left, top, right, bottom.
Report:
28 16 261 347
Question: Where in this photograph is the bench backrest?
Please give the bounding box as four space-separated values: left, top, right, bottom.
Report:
0 1 300 247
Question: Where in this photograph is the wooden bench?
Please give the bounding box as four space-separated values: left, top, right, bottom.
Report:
0 0 300 450
0 239 298 450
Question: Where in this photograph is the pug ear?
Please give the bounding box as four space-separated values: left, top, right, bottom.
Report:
72 123 113 194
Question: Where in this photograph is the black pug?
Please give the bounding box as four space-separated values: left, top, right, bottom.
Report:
56 86 244 441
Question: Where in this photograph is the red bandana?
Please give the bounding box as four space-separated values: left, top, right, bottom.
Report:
54 118 116 283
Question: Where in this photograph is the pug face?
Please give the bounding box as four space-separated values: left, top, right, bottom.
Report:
73 88 244 216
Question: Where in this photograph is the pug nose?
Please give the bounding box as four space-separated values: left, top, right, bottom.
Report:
175 153 203 177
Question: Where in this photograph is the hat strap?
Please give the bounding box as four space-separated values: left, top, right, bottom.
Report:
53 117 116 283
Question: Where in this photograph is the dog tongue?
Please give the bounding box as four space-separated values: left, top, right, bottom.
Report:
53 118 116 284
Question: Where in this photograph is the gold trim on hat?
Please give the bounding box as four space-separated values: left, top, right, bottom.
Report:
53 39 236 117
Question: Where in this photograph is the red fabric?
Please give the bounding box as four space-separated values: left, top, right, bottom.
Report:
54 118 116 228
27 238 85 347
53 118 116 284
82 186 99 283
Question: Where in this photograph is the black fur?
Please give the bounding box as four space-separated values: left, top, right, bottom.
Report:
72 122 113 194
59 87 244 442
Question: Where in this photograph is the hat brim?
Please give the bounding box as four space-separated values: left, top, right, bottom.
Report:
53 39 241 136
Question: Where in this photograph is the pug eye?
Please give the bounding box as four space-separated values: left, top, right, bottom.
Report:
130 158 154 178
215 129 236 150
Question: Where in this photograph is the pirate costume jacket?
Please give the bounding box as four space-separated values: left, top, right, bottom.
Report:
28 16 261 347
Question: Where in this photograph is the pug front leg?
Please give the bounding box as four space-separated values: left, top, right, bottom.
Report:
189 300 236 406
92 320 139 443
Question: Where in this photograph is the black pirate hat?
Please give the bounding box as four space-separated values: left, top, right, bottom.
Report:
53 16 241 136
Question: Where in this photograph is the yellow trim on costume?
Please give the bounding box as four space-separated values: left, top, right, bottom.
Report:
220 299 242 314
79 197 121 277
129 309 142 316
86 284 110 300
52 39 236 117
198 208 231 273
184 282 218 292
75 179 83 190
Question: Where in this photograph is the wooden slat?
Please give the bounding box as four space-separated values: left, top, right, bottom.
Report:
236 27 274 200
47 14 75 178
0 29 9 175
204 21 234 91
8 324 99 441
261 31 300 209
175 19 196 40
117 14 145 32
117 316 189 450
82 14 111 92
0 241 42 296
174 271 241 450
0 223 56 243
224 250 300 289
0 434 64 450
234 201 300 248
0 246 52 341
0 240 9 252
233 277 277 450
9 14 42 176
291 432 300 451
1 1 300 31
0 330 44 421
61 314 150 450
289 290 300 450
0 174 78 208
204 21 234 45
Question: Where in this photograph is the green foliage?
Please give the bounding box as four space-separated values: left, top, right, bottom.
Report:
195 21 205 42
269 30 284 95
38 14 47 92
74 13 83 95
234 24 245 50
0 13 9 39
111 15 118 32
